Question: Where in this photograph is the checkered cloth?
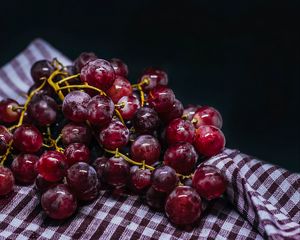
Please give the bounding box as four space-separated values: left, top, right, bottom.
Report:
0 39 299 240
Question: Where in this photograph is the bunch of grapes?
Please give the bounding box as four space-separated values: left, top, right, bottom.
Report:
0 52 227 229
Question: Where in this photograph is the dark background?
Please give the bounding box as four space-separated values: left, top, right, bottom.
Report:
0 0 299 171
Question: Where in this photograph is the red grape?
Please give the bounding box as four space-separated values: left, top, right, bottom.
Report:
166 118 195 145
37 151 68 182
107 76 132 103
193 125 225 157
152 166 179 193
64 143 90 166
148 86 175 113
109 58 129 77
117 95 140 121
99 120 129 150
103 156 130 187
92 156 108 181
133 107 160 134
192 106 223 129
130 168 151 191
0 99 21 123
165 186 202 226
80 59 116 90
159 98 184 123
183 105 199 121
13 124 43 153
11 154 39 184
41 184 77 220
31 60 55 82
146 187 167 211
67 162 99 201
0 166 14 196
138 68 168 92
61 122 92 146
35 175 61 193
164 142 198 175
192 165 227 200
62 90 91 122
130 135 161 165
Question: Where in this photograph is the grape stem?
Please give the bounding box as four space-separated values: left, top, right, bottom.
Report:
0 140 13 165
131 78 149 107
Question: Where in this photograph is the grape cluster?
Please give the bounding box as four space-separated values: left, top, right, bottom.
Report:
0 53 227 229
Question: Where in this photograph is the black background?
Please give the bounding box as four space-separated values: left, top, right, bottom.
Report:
0 0 299 171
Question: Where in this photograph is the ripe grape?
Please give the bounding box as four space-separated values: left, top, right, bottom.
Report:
11 154 39 184
35 175 61 193
192 106 223 129
117 95 140 121
103 156 130 187
86 95 114 127
146 187 167 211
99 120 129 150
107 76 132 103
138 68 168 92
166 118 195 145
28 94 58 126
64 143 90 166
62 90 91 122
13 124 43 153
80 59 116 90
130 168 151 192
148 86 175 113
31 60 55 82
109 58 129 77
67 162 99 201
92 156 108 181
41 184 77 220
37 151 68 182
133 107 160 134
193 125 225 157
74 52 98 73
61 122 92 146
159 98 184 123
192 165 227 200
165 186 202 226
183 105 199 121
164 142 198 175
0 99 21 123
152 165 179 193
0 166 15 196
130 135 161 165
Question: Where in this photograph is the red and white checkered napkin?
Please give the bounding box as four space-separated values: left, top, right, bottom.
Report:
0 39 299 240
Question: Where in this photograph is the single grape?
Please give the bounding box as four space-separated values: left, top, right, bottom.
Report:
37 151 68 182
148 86 175 113
182 105 198 121
130 168 151 191
130 135 161 165
133 107 160 134
109 58 129 77
61 122 92 146
164 142 198 175
67 162 99 201
80 59 116 90
31 60 55 82
86 95 114 127
165 186 202 226
117 95 140 121
13 124 43 153
0 99 21 123
0 125 12 155
92 156 108 181
0 166 15 196
62 90 91 122
192 106 223 129
166 118 195 145
103 156 130 187
193 125 225 157
28 94 58 126
192 165 227 200
138 68 168 92
145 187 167 211
64 143 90 166
11 154 39 184
41 184 77 220
99 120 129 150
159 98 184 123
35 175 61 193
74 52 98 73
107 76 132 103
152 165 179 193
